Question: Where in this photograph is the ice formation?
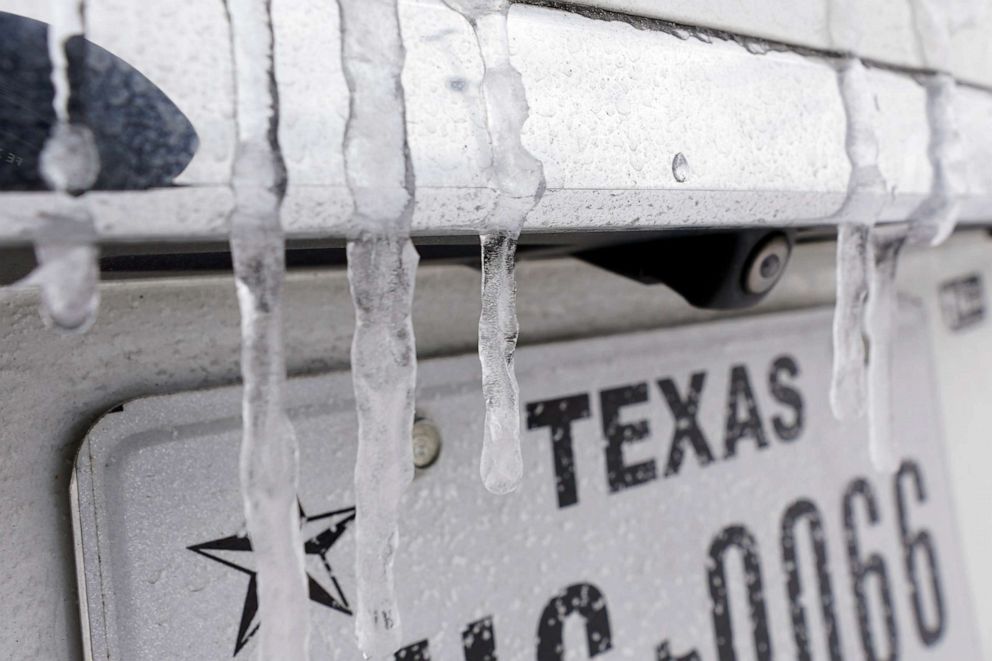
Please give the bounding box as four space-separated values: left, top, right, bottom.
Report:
865 234 904 473
828 55 964 472
829 58 886 422
225 0 309 658
865 72 962 472
346 236 418 660
33 0 101 332
908 73 964 248
478 230 521 494
440 0 546 495
336 0 419 657
908 0 984 71
13 6 975 657
854 72 964 472
831 223 871 421
18 209 99 332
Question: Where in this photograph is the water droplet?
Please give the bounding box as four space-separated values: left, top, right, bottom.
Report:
672 152 689 183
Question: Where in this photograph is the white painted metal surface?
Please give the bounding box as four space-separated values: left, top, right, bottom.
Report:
72 306 980 659
0 1 990 242
567 0 992 88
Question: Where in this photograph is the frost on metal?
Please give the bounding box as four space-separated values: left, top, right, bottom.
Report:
441 0 546 495
336 0 419 657
829 58 886 422
30 0 101 332
225 0 310 659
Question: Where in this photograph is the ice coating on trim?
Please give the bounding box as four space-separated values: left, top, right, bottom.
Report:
908 74 964 248
831 60 886 225
829 59 886 421
336 0 418 657
34 0 100 332
865 235 904 473
441 0 545 494
908 0 984 70
225 0 309 658
14 209 98 332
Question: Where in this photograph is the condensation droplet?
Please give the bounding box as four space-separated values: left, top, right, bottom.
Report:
672 152 689 183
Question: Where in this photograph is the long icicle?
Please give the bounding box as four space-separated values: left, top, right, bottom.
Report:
832 223 870 419
829 58 886 421
478 229 520 493
346 236 418 660
336 0 419 657
33 0 101 332
862 73 962 473
225 1 310 658
442 0 546 495
865 233 904 473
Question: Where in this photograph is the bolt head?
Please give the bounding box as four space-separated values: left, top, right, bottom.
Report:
411 417 442 469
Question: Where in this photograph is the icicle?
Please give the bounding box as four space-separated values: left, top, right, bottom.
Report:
858 73 963 471
478 230 521 494
224 1 309 659
13 209 98 332
336 0 418 657
908 73 964 247
346 236 418 660
865 234 905 473
829 58 886 421
441 0 546 494
855 73 963 473
33 0 100 332
831 224 870 420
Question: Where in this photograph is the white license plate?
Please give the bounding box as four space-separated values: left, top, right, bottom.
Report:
72 306 981 660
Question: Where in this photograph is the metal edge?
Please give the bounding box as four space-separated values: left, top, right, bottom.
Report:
2 2 992 243
69 469 94 661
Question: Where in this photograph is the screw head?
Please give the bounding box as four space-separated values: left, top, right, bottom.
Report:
411 416 442 469
744 234 790 295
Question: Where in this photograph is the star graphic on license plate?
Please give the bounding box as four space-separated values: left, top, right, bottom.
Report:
188 505 356 656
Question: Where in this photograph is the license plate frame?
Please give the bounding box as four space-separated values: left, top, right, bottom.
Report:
71 304 982 660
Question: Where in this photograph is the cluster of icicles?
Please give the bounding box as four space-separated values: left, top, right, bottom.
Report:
829 59 963 473
17 0 965 658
